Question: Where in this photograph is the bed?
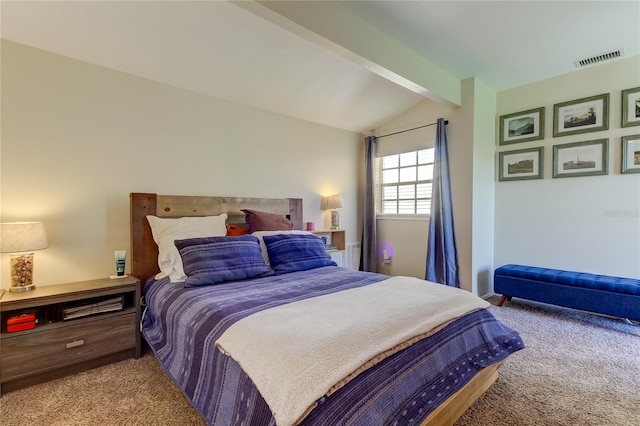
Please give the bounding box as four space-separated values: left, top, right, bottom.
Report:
130 192 524 426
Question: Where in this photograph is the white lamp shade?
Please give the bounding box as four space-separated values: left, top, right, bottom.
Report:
1 222 49 253
326 194 344 210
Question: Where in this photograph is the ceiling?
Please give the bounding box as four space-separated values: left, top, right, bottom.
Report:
2 1 639 134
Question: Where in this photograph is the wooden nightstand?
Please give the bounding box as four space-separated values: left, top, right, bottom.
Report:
0 276 140 393
309 229 347 267
308 229 346 251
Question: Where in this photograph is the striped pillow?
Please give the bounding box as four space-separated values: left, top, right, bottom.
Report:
263 233 337 274
176 235 273 287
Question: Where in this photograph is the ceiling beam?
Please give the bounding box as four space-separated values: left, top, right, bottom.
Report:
234 0 461 107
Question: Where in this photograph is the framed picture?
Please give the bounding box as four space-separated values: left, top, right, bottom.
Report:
621 87 640 128
552 139 608 178
553 93 609 137
621 134 640 174
499 107 545 145
498 147 544 181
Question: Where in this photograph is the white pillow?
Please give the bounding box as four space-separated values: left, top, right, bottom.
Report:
251 230 313 266
147 214 228 282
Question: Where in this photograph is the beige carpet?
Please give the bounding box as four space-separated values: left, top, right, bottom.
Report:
1 298 638 426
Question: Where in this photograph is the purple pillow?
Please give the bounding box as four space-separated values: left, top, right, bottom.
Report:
263 233 336 274
176 235 273 287
242 209 293 232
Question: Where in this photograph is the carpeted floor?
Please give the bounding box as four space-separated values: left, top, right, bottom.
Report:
1 298 638 426
456 299 639 426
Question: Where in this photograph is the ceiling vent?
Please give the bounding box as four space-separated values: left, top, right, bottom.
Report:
574 49 624 68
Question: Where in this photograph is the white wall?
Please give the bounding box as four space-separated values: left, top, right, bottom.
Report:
374 79 497 296
469 79 497 296
373 99 458 280
0 40 362 287
495 56 640 279
373 57 640 294
6 39 635 292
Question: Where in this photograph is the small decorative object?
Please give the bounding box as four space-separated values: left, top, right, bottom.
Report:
381 245 394 264
1 222 49 292
115 250 126 276
552 138 608 178
498 147 544 181
621 134 640 174
323 194 343 229
305 222 315 231
621 87 640 128
6 312 37 332
553 93 609 137
499 107 545 145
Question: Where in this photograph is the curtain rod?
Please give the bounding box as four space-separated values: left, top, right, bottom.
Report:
376 120 448 139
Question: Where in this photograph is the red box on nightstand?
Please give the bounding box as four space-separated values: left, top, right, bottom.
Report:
6 312 37 332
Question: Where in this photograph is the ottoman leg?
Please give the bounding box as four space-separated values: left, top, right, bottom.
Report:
497 295 510 306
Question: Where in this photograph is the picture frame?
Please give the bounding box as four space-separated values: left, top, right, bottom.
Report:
621 87 640 128
553 93 609 137
498 147 544 182
499 107 545 145
552 138 608 178
621 134 640 174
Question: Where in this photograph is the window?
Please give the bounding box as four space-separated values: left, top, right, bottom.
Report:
377 148 435 215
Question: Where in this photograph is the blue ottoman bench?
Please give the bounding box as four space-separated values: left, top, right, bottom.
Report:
494 264 640 322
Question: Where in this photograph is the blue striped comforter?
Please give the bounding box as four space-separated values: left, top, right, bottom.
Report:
142 266 524 425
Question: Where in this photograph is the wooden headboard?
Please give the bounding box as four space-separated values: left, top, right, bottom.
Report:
130 193 303 285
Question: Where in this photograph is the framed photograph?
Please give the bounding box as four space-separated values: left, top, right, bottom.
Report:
499 107 545 145
498 147 544 181
553 93 609 137
622 134 640 174
552 139 608 178
622 87 640 128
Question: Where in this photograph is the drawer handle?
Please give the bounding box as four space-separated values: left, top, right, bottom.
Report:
66 340 85 349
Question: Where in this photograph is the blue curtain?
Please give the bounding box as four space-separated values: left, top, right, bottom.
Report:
426 119 459 287
359 136 377 272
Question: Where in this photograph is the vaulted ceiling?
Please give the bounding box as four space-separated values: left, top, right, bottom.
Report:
2 1 638 133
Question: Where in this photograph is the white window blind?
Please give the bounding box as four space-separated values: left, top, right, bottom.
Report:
377 148 435 215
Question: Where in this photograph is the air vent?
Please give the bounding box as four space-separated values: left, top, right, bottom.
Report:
574 49 624 68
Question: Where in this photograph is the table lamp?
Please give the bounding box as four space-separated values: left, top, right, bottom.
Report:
1 222 49 292
325 194 344 229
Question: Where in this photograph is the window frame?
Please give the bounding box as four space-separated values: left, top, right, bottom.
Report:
375 148 435 217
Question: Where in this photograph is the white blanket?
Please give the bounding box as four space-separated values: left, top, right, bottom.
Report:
215 276 490 426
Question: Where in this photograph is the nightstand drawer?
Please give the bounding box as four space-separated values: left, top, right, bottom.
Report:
1 312 135 382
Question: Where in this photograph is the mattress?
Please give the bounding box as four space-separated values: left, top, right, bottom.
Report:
141 266 524 425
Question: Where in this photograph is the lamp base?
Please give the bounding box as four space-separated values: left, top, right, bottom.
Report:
330 210 340 229
9 284 36 293
9 252 36 292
